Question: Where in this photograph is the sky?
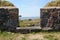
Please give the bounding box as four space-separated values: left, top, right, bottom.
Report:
8 0 52 17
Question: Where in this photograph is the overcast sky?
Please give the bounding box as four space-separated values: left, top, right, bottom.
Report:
8 0 52 17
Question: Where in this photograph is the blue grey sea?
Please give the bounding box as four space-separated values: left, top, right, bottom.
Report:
19 17 40 20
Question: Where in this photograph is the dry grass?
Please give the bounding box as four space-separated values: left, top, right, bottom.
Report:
0 31 60 40
19 18 40 27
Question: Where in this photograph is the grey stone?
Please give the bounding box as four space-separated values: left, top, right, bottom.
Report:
0 7 18 30
40 7 60 30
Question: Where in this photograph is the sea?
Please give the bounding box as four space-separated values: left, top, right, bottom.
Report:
19 17 40 20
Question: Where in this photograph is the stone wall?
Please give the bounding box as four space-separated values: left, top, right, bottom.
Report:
40 7 60 30
0 7 18 30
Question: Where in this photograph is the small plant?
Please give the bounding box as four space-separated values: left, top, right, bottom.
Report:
33 38 39 40
54 38 58 40
21 37 26 40
44 35 55 40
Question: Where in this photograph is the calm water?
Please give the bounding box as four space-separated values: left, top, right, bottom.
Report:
19 17 40 20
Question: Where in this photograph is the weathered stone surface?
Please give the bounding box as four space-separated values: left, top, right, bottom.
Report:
0 7 18 30
40 7 60 30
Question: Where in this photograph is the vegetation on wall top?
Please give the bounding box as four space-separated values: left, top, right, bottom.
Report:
45 0 60 7
0 1 15 7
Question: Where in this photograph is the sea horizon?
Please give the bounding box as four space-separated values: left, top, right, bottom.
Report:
19 17 40 20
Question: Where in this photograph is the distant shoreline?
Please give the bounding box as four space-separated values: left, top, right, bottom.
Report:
19 17 40 20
